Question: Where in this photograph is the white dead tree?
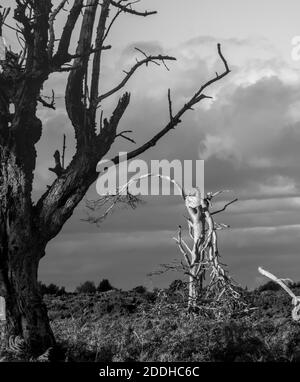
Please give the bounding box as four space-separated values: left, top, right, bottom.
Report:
87 174 239 309
258 267 300 322
176 188 239 309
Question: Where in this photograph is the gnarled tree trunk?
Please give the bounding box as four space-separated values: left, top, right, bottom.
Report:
0 1 230 356
0 146 55 354
3 248 55 354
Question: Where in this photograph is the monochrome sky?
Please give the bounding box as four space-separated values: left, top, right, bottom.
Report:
3 0 300 290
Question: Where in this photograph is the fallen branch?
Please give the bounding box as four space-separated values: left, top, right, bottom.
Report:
258 267 300 321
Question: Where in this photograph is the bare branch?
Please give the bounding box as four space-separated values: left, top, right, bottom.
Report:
110 0 157 17
96 91 131 147
97 50 176 103
68 45 111 60
2 22 22 34
13 2 52 73
83 188 144 225
173 226 192 267
90 173 185 224
211 198 238 215
192 43 230 101
65 0 98 146
0 7 11 35
38 89 55 109
48 0 69 58
167 88 173 122
102 7 122 43
90 0 111 114
49 150 63 177
62 134 66 169
116 130 136 144
31 2 52 71
109 44 230 165
52 0 83 67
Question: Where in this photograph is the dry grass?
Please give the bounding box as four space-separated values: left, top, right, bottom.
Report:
1 284 300 362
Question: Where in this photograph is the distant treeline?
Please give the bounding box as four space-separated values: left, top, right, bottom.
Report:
39 278 300 296
38 279 149 296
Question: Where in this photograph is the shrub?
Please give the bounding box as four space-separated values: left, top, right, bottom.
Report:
39 282 66 296
36 280 300 362
132 285 147 294
257 281 281 292
168 279 185 292
97 279 114 292
75 281 96 294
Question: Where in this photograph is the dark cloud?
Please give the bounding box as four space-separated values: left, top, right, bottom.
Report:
35 35 300 290
40 223 300 291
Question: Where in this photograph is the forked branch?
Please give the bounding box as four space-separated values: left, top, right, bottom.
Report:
97 49 176 103
109 44 230 165
110 0 157 17
38 90 56 110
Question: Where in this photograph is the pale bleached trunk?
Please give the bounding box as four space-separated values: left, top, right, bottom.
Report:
187 205 206 309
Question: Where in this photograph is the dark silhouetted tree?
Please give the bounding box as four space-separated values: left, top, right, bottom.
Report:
0 1 230 355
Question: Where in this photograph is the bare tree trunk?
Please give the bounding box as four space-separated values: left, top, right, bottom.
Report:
3 246 55 355
186 200 205 309
0 213 55 355
171 188 239 309
188 270 197 309
0 147 55 355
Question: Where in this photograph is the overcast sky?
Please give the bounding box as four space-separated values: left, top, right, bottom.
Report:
3 0 300 291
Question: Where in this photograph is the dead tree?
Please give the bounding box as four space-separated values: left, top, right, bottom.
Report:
87 175 238 310
176 188 239 309
0 1 230 355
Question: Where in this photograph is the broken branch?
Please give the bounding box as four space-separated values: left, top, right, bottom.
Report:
49 150 63 176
